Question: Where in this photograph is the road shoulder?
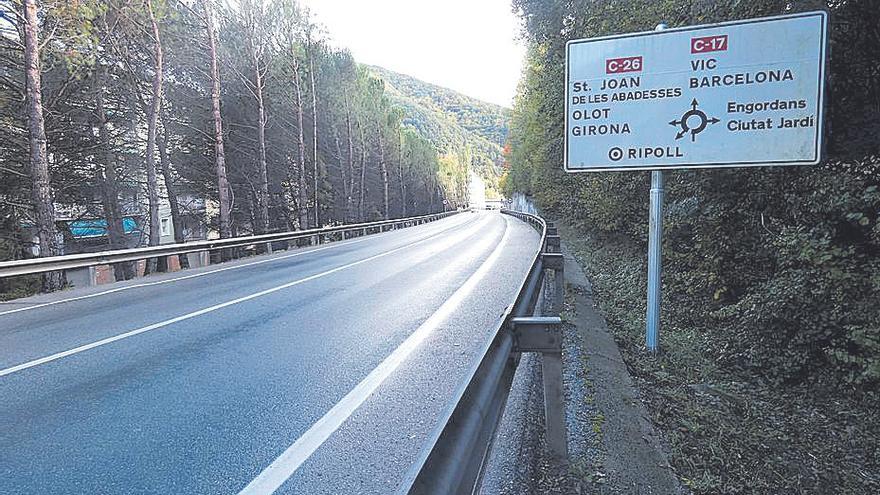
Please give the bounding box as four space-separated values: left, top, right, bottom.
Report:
558 241 684 494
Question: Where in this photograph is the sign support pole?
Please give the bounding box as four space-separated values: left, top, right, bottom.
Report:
645 23 668 354
646 169 664 353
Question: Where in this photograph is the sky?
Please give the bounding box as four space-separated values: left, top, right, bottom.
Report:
298 0 526 108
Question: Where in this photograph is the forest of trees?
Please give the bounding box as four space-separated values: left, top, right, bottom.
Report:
506 1 878 492
0 0 461 294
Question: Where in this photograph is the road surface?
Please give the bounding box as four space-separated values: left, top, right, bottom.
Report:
0 211 540 494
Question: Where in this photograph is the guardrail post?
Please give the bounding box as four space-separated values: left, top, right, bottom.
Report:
543 252 564 317
546 255 567 460
542 350 566 458
511 316 568 459
545 235 560 254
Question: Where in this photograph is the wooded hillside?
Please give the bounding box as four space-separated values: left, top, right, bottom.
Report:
368 65 509 197
368 65 510 148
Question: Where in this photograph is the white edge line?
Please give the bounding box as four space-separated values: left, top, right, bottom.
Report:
0 216 487 379
237 215 512 495
0 216 468 317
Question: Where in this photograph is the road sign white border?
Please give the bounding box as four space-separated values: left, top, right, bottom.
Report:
563 10 829 173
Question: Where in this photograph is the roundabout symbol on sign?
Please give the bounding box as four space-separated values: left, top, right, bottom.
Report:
669 98 720 142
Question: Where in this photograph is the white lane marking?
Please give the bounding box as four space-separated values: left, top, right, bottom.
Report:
0 216 489 379
0 216 470 317
238 215 512 495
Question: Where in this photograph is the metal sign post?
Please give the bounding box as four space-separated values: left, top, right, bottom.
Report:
645 23 667 353
646 169 664 352
563 12 828 353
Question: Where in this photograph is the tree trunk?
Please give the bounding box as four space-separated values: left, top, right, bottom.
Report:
158 123 189 269
375 119 388 220
292 55 308 230
398 131 406 217
144 0 163 274
203 0 232 241
308 44 320 228
22 0 63 291
344 97 355 222
282 79 298 231
253 52 269 236
358 118 367 221
333 125 345 224
96 77 134 280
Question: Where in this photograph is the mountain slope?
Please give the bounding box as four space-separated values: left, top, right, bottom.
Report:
367 65 510 191
368 65 510 147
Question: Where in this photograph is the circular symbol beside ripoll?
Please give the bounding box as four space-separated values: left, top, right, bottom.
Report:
669 98 720 142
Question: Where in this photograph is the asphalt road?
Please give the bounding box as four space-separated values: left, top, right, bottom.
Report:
0 211 540 494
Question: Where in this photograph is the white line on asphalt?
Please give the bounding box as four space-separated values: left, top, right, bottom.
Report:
0 216 469 317
237 215 512 495
0 215 488 379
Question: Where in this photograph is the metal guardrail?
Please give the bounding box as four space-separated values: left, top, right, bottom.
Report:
399 209 566 495
0 211 458 279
